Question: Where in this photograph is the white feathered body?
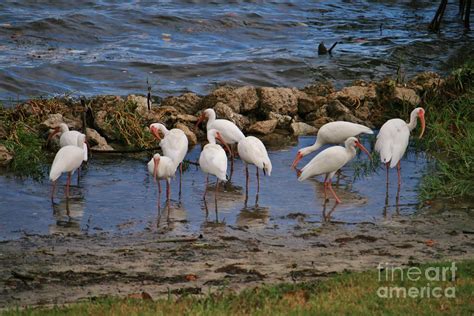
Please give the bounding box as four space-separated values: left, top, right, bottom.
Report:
147 155 177 181
317 121 373 145
199 144 228 181
59 130 88 162
298 145 356 181
238 136 272 175
207 119 245 144
49 145 85 182
375 118 410 168
159 128 188 165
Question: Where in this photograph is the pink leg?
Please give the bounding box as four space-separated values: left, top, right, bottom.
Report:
245 165 249 204
397 161 401 186
256 166 260 195
158 180 162 194
166 179 171 202
66 172 72 199
323 174 329 201
50 180 57 203
179 163 183 199
328 179 342 204
215 179 219 205
229 148 234 180
203 174 209 200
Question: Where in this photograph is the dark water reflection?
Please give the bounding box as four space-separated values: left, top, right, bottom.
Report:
0 1 472 103
0 136 427 240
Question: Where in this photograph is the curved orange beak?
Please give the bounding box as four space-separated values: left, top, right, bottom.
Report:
215 132 231 155
150 125 162 141
355 141 372 161
291 152 303 169
47 127 61 143
153 156 160 182
418 111 425 139
195 112 206 129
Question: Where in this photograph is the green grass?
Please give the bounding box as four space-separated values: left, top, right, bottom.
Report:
418 60 474 200
4 260 474 315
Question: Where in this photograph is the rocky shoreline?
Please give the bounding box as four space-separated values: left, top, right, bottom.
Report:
0 71 443 167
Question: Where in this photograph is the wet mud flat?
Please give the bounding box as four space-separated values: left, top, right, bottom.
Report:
0 201 473 309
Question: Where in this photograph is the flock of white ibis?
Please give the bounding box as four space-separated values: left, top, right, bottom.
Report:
48 107 425 207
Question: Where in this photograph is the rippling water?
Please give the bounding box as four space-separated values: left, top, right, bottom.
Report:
0 137 427 240
0 1 472 103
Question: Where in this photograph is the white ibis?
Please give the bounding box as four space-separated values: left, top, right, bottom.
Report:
48 123 88 162
375 107 425 186
237 136 272 203
147 153 178 202
298 137 371 204
48 123 88 184
149 123 188 196
199 129 231 202
49 134 86 202
196 108 245 178
291 121 373 169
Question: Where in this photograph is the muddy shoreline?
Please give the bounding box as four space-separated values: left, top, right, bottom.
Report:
1 200 473 308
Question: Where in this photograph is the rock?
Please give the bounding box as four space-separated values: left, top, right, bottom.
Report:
259 87 298 116
333 85 376 106
40 113 64 130
161 93 202 114
86 128 114 151
268 111 293 129
296 90 327 115
248 120 278 135
326 100 365 124
354 101 371 120
0 145 13 166
305 105 328 121
394 87 420 106
176 114 198 124
235 86 259 113
326 99 351 117
127 95 149 117
149 106 180 126
290 122 318 136
303 82 335 97
175 123 197 146
201 86 240 113
214 102 249 130
310 116 332 129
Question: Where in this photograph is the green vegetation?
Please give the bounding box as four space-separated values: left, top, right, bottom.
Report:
418 60 474 200
103 99 156 148
5 259 473 315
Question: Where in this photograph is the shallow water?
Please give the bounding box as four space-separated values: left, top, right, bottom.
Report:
0 136 427 240
0 1 473 103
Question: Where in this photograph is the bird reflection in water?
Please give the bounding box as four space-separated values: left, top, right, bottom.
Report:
237 205 269 228
49 198 85 235
383 182 401 217
156 201 187 232
322 200 339 222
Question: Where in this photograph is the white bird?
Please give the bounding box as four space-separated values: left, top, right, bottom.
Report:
48 123 88 162
298 137 371 204
49 134 86 202
375 107 425 186
150 123 188 196
196 108 245 178
199 129 230 202
291 121 373 169
237 136 272 203
147 153 178 202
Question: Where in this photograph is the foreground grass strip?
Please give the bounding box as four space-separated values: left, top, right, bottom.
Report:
5 259 474 315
